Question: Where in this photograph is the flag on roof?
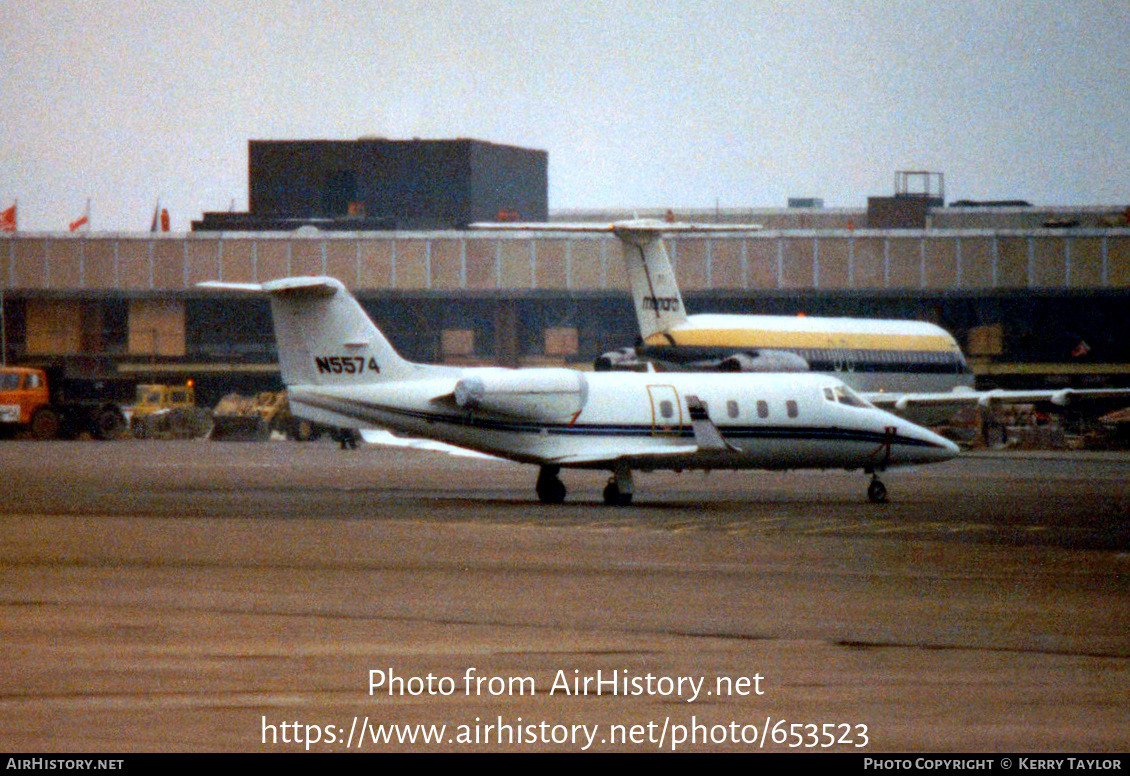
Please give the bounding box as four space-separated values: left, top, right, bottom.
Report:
69 200 90 232
0 202 15 233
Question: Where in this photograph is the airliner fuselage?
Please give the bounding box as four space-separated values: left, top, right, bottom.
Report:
629 313 975 395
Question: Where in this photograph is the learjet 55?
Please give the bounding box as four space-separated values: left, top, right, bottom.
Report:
201 276 959 505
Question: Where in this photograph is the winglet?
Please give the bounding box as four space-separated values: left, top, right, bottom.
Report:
685 395 740 452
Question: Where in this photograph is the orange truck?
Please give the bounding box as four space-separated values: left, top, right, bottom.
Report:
0 365 127 440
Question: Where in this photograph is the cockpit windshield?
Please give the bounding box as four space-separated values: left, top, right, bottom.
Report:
823 384 873 409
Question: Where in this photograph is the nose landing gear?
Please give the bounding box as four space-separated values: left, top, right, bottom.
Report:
864 426 896 504
602 464 634 506
867 475 888 504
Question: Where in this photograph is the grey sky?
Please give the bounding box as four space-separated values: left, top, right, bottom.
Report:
3 0 1128 231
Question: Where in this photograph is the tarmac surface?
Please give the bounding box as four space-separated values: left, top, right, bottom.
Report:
1 440 1127 752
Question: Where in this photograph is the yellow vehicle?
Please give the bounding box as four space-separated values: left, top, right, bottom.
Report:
130 381 213 439
211 391 284 441
211 390 340 442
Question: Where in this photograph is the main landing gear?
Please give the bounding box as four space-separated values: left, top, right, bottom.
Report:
536 465 567 504
602 465 634 507
535 464 635 506
867 474 888 504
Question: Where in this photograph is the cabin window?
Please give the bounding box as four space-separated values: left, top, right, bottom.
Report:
726 400 739 418
786 400 798 418
27 373 42 389
660 400 674 419
757 400 769 419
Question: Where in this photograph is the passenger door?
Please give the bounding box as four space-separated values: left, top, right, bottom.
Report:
646 384 684 437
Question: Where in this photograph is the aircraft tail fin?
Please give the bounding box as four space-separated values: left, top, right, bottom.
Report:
263 276 415 386
202 276 415 386
469 218 763 340
613 224 688 340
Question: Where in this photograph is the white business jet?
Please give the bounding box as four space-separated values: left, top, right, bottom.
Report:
201 276 958 505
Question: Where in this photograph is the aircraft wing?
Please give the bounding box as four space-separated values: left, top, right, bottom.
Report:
547 444 700 466
864 387 1130 412
548 398 738 465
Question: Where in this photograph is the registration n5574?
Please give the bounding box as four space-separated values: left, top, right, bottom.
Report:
315 356 380 375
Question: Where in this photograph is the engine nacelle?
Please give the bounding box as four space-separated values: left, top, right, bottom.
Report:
716 350 810 373
594 347 640 372
454 368 588 420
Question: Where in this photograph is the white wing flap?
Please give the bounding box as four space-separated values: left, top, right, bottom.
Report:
548 444 700 466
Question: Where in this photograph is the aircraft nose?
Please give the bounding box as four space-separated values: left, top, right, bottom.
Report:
905 425 960 463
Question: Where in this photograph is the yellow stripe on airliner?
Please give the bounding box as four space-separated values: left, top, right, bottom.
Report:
645 329 957 351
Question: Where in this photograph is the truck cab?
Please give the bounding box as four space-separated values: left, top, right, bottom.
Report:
0 365 126 440
0 366 59 438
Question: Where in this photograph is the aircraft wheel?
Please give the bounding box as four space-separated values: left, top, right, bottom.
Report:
867 478 888 504
603 480 633 507
535 467 566 504
537 479 566 504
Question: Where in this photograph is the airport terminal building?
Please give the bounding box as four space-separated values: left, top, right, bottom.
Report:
2 141 1128 405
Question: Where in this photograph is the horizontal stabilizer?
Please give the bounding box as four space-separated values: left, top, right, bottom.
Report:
200 275 415 387
197 281 264 292
469 218 763 235
197 277 339 296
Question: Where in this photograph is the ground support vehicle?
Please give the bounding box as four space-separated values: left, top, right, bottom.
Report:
129 382 213 439
212 390 344 442
0 366 127 440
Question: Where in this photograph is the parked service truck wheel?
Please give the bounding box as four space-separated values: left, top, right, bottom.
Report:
94 409 125 440
30 408 60 440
